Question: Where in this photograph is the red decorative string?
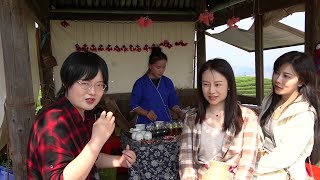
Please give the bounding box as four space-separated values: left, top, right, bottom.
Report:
75 40 188 52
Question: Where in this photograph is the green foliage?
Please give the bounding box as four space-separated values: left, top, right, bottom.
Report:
99 168 116 180
0 153 12 169
36 87 43 113
236 76 272 97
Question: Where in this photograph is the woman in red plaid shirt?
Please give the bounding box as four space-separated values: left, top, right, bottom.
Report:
27 52 136 179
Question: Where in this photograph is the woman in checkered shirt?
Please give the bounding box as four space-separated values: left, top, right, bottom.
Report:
27 52 136 180
179 58 259 180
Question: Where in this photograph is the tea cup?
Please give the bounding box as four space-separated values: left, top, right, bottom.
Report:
135 132 144 141
144 131 152 140
135 124 145 131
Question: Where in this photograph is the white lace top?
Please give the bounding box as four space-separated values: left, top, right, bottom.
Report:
198 121 226 163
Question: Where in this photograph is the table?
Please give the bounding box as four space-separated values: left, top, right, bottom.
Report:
120 133 180 180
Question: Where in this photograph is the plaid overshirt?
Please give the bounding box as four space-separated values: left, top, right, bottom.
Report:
27 97 97 179
179 106 259 180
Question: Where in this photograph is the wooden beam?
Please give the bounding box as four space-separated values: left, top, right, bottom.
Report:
0 0 35 179
259 0 304 14
254 2 264 105
210 0 247 12
26 0 49 31
305 0 320 55
49 10 197 21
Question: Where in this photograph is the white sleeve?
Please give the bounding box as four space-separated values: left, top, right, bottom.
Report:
256 111 315 174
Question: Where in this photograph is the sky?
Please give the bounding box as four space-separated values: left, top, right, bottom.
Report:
205 12 305 78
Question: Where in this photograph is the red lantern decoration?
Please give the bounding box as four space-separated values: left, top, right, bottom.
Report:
198 10 214 26
137 16 153 28
227 17 240 29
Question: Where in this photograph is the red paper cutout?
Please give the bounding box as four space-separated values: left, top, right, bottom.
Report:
60 20 70 28
74 40 188 53
90 44 97 52
98 44 104 51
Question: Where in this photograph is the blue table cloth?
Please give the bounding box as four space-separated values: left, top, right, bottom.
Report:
120 133 180 180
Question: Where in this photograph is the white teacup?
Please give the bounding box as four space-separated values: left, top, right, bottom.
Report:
135 132 144 141
144 131 152 140
140 130 146 136
135 124 145 130
131 132 138 140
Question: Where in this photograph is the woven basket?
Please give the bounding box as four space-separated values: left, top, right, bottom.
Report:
203 161 234 180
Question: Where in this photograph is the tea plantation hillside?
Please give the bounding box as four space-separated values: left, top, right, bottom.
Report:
236 76 272 97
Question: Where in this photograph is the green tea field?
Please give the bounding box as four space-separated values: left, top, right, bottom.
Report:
236 76 272 97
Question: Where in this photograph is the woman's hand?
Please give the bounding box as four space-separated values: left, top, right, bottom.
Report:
146 110 157 121
91 111 115 149
173 107 185 120
178 110 186 120
119 145 136 168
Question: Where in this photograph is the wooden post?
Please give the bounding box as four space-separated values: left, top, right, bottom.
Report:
196 0 206 76
196 31 206 76
305 0 320 166
0 0 35 179
254 1 264 105
305 0 320 55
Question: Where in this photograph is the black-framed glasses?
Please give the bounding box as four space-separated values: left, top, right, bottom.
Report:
77 81 107 91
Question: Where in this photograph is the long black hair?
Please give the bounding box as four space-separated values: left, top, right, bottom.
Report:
56 51 109 98
197 58 243 135
260 51 320 164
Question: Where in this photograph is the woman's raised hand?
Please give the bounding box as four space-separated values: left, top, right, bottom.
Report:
91 111 115 149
